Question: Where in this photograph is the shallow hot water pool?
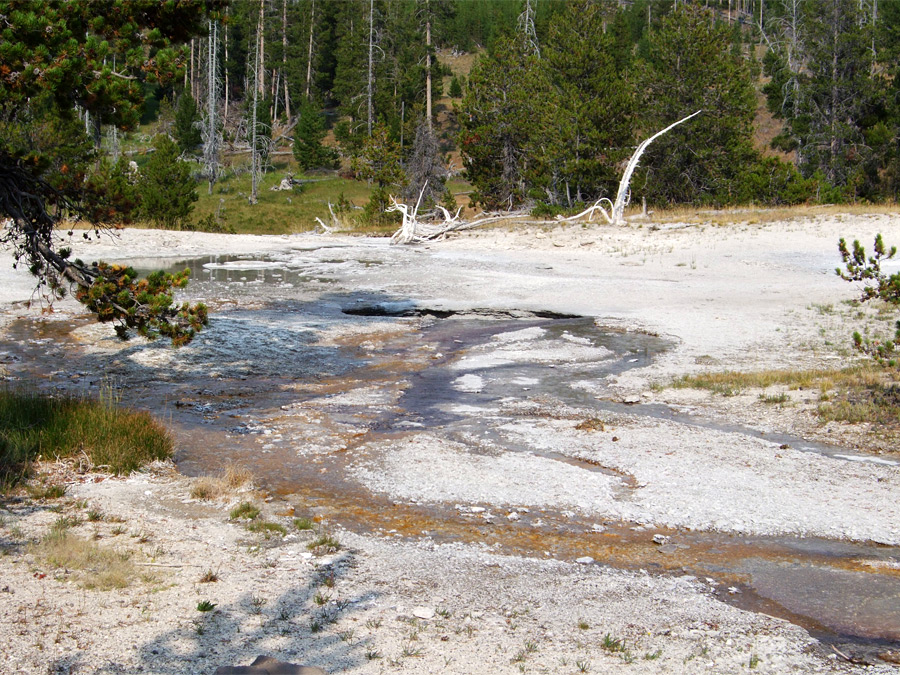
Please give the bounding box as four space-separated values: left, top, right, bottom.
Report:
4 250 899 663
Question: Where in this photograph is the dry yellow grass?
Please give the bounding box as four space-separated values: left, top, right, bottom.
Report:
671 366 900 432
644 203 899 226
35 528 138 590
190 463 254 501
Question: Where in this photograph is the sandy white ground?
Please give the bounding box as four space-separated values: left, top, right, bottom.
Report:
1 214 899 674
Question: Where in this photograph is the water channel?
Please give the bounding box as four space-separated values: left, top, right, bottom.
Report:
4 248 899 664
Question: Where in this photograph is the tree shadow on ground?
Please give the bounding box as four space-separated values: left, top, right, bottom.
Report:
47 549 374 674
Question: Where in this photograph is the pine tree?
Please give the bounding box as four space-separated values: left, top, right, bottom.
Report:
404 119 447 207
796 0 876 196
354 122 405 224
458 36 555 209
544 0 634 207
139 135 198 230
174 87 202 153
633 7 758 205
293 101 338 171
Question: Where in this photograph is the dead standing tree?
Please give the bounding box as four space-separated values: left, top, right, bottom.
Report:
202 19 222 195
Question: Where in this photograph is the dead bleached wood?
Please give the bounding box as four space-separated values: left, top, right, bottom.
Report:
389 181 428 244
560 110 702 226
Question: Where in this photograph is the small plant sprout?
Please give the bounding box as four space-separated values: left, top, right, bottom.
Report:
249 595 267 614
749 653 760 669
401 643 423 657
307 532 341 554
293 517 315 530
365 649 381 660
578 619 590 630
197 600 217 612
644 649 662 660
601 633 626 653
314 591 330 606
339 629 355 643
199 569 219 583
576 659 591 673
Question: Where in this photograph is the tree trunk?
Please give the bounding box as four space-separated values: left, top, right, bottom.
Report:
251 9 262 205
426 0 432 133
224 8 229 125
367 0 375 137
205 19 220 196
305 0 315 100
258 0 266 97
282 0 290 121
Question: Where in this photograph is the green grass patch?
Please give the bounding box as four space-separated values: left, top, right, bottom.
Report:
191 159 375 235
246 520 287 536
293 517 316 530
0 388 173 488
307 532 341 554
229 501 260 520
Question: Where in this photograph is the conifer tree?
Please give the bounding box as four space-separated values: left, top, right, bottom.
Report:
354 122 405 224
0 0 217 344
544 0 634 206
174 87 203 153
458 37 554 209
139 135 199 230
633 7 758 205
292 102 338 171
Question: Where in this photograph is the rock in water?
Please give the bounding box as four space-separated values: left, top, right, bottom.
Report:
214 655 326 674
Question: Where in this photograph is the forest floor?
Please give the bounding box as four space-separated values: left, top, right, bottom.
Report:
1 211 899 674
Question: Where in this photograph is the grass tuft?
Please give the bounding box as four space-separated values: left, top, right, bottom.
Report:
229 501 260 520
307 532 341 555
246 520 287 537
0 388 172 488
672 366 900 433
190 463 254 501
35 529 137 590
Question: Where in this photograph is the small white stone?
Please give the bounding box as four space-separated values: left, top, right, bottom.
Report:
576 556 594 565
412 606 435 620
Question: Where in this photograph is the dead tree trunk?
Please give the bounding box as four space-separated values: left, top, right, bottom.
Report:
367 0 375 137
425 0 432 133
203 19 221 196
258 0 266 97
562 110 702 226
282 0 291 121
305 0 316 101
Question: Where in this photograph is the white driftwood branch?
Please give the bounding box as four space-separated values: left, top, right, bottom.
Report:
389 181 429 244
561 110 702 226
